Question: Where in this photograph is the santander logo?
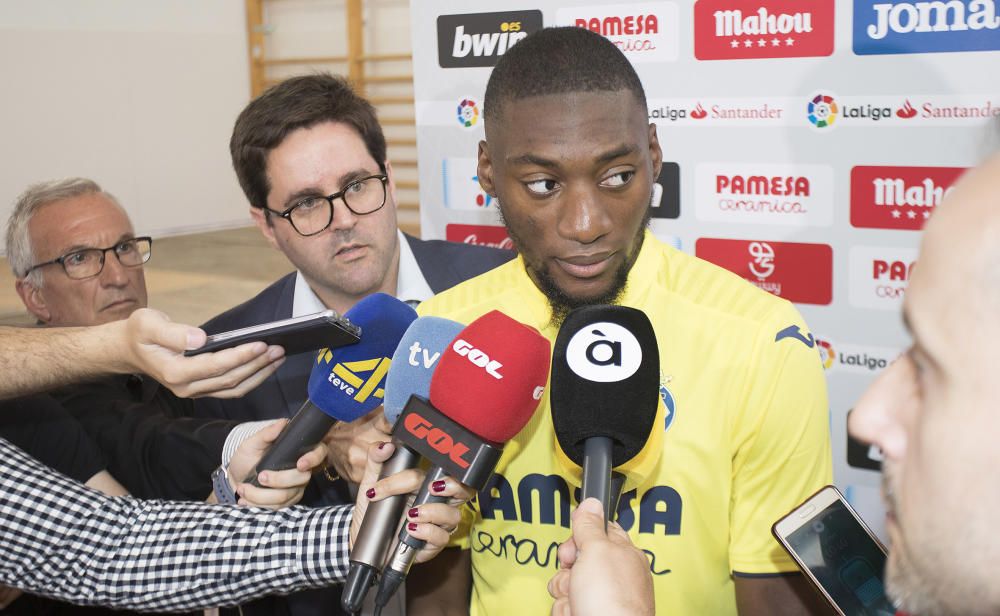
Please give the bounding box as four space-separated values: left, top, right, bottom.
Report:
694 0 835 60
691 102 708 118
896 99 917 118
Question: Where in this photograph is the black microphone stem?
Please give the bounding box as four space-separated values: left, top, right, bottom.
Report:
582 436 614 527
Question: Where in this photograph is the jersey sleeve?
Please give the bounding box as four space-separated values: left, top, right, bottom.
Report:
728 303 833 574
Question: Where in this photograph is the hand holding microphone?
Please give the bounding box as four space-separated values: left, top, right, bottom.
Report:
372 310 552 610
245 293 417 485
551 305 660 524
342 316 465 612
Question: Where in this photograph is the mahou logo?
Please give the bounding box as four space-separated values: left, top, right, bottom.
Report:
853 0 1000 55
850 166 967 230
558 2 680 63
695 238 833 305
445 224 515 251
437 10 543 68
694 0 835 60
695 162 834 227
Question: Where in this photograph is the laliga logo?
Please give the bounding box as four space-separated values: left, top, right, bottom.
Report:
566 322 642 383
453 339 504 379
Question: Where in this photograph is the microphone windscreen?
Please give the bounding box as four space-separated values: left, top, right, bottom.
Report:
550 305 659 468
383 316 465 424
430 310 550 443
307 293 417 422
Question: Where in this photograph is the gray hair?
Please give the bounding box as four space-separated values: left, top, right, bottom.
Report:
5 178 119 286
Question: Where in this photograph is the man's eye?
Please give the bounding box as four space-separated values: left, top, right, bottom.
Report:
294 198 325 212
65 252 89 265
601 170 635 188
116 241 136 254
525 179 558 195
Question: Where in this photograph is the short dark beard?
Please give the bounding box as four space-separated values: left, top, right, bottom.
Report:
499 206 651 327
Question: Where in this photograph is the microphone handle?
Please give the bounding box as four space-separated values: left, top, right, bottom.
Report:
341 442 421 614
581 436 614 525
373 466 449 608
245 399 337 486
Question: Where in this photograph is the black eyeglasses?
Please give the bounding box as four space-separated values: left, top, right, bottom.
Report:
23 236 153 280
265 174 389 237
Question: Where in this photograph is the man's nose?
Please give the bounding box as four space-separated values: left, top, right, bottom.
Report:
99 249 132 285
848 358 912 461
557 186 613 245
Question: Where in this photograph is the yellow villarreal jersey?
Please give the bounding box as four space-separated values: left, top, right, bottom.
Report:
417 233 832 615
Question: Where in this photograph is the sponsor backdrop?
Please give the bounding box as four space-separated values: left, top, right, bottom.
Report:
410 1 1000 540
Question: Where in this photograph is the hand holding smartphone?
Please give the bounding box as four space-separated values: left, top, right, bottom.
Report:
184 310 361 357
773 485 898 616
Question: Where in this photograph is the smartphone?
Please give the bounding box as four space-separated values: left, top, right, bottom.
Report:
184 310 361 356
772 485 897 616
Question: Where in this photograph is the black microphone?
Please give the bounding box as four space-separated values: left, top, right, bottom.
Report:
551 305 660 523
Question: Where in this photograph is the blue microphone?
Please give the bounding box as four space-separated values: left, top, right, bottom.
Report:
342 316 464 613
246 293 417 484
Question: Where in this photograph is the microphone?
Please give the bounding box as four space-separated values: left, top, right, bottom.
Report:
341 316 464 613
550 305 660 523
373 310 551 609
245 293 417 485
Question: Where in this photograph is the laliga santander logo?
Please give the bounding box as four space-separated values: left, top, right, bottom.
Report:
897 99 917 119
566 323 642 382
815 338 835 369
457 98 480 128
807 93 838 128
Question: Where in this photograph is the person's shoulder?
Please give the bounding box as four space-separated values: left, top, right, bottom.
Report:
418 257 524 319
201 272 296 333
655 241 795 326
407 234 514 271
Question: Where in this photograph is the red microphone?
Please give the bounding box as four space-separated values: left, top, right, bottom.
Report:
373 310 550 608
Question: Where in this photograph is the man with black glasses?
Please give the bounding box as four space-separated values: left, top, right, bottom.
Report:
193 73 513 616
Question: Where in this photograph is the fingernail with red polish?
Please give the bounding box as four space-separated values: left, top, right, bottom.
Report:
408 507 418 518
377 441 386 450
432 480 446 493
365 488 376 499
407 522 418 532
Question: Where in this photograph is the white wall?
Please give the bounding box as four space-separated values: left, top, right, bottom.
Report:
0 0 253 253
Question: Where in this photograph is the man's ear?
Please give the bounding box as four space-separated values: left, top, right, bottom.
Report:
648 123 663 179
477 140 497 197
15 278 51 323
383 160 399 210
249 207 281 251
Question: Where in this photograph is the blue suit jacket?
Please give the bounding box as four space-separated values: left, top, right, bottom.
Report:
195 234 514 424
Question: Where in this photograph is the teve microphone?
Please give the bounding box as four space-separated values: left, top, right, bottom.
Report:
373 310 551 609
550 305 659 522
245 293 417 485
341 316 464 613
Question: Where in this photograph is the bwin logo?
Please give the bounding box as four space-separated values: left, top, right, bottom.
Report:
566 322 642 383
453 339 504 379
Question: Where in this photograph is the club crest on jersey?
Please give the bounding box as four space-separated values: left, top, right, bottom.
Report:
660 372 675 432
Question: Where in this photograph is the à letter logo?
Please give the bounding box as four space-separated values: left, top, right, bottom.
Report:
565 322 642 382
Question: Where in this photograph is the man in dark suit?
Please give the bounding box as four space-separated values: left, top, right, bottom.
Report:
194 74 513 616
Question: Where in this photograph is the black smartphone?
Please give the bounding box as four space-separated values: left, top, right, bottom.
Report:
184 310 361 356
772 485 897 616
